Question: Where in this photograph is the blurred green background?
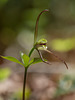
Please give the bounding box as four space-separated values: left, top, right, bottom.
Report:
0 0 75 60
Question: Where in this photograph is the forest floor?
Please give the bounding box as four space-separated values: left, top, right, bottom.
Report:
0 62 75 100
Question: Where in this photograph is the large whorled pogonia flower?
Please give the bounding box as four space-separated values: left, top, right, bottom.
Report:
29 9 68 69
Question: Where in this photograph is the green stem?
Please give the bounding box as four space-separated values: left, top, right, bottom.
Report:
34 9 49 44
23 67 28 100
29 47 35 57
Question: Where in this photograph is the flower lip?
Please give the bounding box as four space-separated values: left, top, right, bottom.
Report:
34 42 47 49
38 43 47 45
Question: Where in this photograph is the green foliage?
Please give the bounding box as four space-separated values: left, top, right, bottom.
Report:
1 56 23 65
1 52 45 68
0 68 10 81
29 58 43 65
20 52 44 67
20 52 30 67
32 58 46 64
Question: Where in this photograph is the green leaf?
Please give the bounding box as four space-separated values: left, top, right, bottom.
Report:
20 52 30 67
29 58 43 65
1 56 23 65
33 58 43 64
29 59 34 65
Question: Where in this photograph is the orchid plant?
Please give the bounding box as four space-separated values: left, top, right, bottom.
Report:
1 9 68 100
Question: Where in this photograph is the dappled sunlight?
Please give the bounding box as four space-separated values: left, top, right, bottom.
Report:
50 37 75 52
